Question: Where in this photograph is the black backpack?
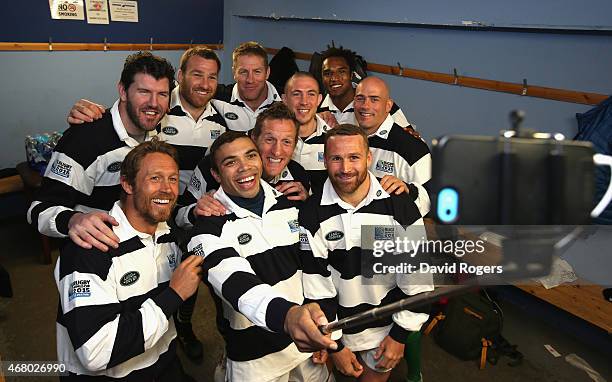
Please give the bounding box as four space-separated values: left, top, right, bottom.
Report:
424 290 522 369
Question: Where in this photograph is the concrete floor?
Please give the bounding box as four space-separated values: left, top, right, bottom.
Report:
0 217 610 382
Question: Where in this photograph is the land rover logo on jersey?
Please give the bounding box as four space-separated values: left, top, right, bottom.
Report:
282 171 288 178
376 160 395 173
318 152 324 162
107 161 122 173
162 126 178 135
325 230 344 241
225 112 239 120
120 271 140 286
210 130 221 139
379 130 388 135
376 190 382 197
238 233 252 245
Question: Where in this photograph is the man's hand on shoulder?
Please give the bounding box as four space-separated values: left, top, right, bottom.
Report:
380 175 409 195
275 181 309 201
67 99 106 124
192 190 227 217
68 212 120 252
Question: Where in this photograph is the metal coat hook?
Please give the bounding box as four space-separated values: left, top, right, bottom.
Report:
48 37 53 52
453 68 459 85
522 78 528 96
397 62 404 76
149 37 154 51
103 37 108 52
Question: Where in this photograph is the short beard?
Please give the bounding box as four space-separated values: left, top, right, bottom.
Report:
126 97 158 132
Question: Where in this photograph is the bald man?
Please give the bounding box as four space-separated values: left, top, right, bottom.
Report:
354 76 431 216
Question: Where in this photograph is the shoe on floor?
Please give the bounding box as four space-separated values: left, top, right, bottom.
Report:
175 320 203 361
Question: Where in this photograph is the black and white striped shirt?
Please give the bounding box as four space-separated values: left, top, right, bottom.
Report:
299 174 433 351
187 181 310 381
27 100 157 238
292 115 330 195
55 202 183 378
318 93 414 129
175 157 310 228
211 82 280 132
158 86 227 194
368 114 432 216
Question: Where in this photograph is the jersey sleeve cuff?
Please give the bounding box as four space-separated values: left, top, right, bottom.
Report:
153 287 184 318
389 323 411 343
56 210 79 235
265 297 298 333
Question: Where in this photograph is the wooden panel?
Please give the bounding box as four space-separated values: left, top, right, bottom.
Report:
516 283 612 333
265 47 608 106
0 42 222 52
0 175 23 195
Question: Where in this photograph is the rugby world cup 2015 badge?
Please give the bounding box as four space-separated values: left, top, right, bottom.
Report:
374 226 394 241
68 280 91 300
375 160 395 173
288 219 299 233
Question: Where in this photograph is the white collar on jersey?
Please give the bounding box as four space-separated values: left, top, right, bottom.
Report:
213 180 283 219
320 171 389 210
320 93 355 113
111 99 158 147
301 115 330 141
230 81 280 111
109 201 171 243
169 86 216 121
368 114 394 139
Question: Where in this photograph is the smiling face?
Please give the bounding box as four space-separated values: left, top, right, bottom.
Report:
211 136 263 199
119 73 170 135
324 134 372 200
122 152 179 232
178 55 219 112
282 75 322 127
322 56 353 100
233 54 270 107
252 118 297 180
354 77 393 135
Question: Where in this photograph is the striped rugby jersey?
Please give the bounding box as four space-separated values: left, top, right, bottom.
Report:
55 202 183 378
27 100 157 238
299 174 434 351
211 81 280 132
318 93 414 129
175 157 310 228
186 181 312 381
157 86 227 194
368 114 432 217
292 115 330 195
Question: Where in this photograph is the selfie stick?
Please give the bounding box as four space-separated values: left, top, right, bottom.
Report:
319 284 475 335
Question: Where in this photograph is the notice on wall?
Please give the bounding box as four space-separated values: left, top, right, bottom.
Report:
49 0 85 20
85 0 109 24
109 0 138 23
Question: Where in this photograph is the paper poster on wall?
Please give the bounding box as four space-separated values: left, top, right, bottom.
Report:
109 0 138 23
49 0 85 20
85 0 109 24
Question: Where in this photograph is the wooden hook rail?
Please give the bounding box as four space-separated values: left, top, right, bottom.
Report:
265 47 608 106
0 42 222 52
